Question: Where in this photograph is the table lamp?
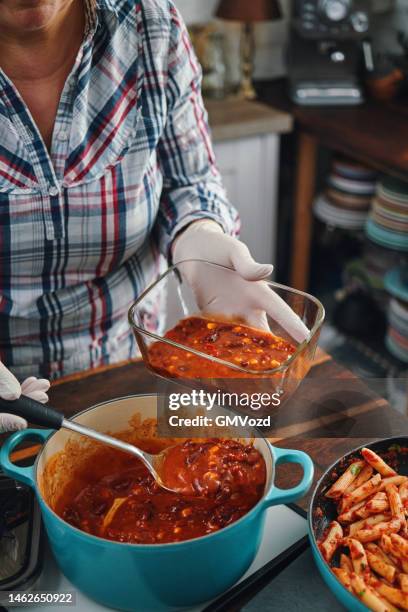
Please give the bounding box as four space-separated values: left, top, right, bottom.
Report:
216 0 282 100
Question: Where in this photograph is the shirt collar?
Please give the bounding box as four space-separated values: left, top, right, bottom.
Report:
84 0 118 38
96 0 119 14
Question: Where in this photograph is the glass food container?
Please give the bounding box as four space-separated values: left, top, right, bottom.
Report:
128 261 325 404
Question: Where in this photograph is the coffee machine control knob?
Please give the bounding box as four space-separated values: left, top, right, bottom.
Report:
319 0 351 22
351 11 369 33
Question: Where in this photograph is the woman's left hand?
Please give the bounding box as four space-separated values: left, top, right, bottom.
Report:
172 220 310 343
0 364 50 432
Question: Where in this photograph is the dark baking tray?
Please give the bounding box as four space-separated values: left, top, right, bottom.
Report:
0 470 44 602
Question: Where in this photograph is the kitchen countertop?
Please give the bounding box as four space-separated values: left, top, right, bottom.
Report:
257 78 408 180
3 350 408 612
34 347 403 514
205 97 293 142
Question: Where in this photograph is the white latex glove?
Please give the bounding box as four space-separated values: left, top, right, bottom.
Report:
0 363 50 433
172 220 310 343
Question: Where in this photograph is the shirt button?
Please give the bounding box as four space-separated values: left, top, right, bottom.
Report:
57 130 69 141
48 185 60 197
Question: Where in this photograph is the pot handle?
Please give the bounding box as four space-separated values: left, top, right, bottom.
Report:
263 446 314 507
0 429 54 488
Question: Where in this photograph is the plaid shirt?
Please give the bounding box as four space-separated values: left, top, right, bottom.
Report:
0 0 238 380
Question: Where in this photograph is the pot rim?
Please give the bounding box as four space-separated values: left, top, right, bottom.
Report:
34 394 275 550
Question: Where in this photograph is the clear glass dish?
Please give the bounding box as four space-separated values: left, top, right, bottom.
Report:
128 261 325 401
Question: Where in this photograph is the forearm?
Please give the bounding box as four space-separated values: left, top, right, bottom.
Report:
154 1 239 258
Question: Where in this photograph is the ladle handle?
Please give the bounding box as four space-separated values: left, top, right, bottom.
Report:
0 395 64 430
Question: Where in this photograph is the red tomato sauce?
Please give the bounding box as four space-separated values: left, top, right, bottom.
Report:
147 317 296 378
58 439 266 544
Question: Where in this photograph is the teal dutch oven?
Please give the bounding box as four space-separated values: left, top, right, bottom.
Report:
1 395 314 611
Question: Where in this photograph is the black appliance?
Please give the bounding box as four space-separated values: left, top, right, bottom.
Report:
288 0 373 105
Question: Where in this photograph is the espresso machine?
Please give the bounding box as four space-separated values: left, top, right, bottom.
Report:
287 0 373 105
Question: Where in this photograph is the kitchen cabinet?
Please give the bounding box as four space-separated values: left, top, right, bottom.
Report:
207 98 293 268
213 133 280 266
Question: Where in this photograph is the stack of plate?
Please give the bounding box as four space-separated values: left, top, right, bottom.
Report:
314 156 377 230
385 268 408 363
363 241 404 292
366 176 408 251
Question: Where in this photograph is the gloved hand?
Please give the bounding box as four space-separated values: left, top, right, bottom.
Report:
172 220 310 343
0 362 50 433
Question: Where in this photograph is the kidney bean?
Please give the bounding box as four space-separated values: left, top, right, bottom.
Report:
63 507 81 526
227 341 245 349
203 332 219 343
245 450 260 465
137 502 154 521
185 448 204 466
212 505 234 527
92 501 109 516
111 478 132 492
201 472 221 494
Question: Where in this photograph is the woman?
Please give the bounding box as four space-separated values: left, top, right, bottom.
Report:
0 0 307 431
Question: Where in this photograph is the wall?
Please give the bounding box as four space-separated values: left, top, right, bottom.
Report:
372 0 408 54
173 0 218 25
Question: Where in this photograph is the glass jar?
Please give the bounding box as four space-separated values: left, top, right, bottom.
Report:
189 24 227 99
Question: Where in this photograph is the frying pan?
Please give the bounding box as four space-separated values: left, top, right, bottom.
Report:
309 437 408 611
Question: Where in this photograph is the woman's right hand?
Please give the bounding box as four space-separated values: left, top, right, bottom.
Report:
0 362 50 432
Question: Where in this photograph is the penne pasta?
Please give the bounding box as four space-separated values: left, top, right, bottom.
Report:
375 493 389 502
345 538 369 575
362 448 397 478
350 513 392 536
379 477 408 492
386 485 407 533
379 536 401 566
340 553 354 572
399 482 408 512
390 534 408 559
326 461 366 499
321 446 408 611
345 464 374 495
353 518 401 544
368 578 408 611
393 554 406 572
342 474 382 511
320 521 343 562
366 543 398 568
381 535 408 573
366 550 397 583
338 500 366 524
399 574 408 593
351 573 398 612
357 495 390 520
333 567 353 592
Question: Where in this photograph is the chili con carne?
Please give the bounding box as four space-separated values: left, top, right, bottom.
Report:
58 438 266 544
147 317 296 378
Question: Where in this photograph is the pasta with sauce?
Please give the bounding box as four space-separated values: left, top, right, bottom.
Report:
318 447 408 611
